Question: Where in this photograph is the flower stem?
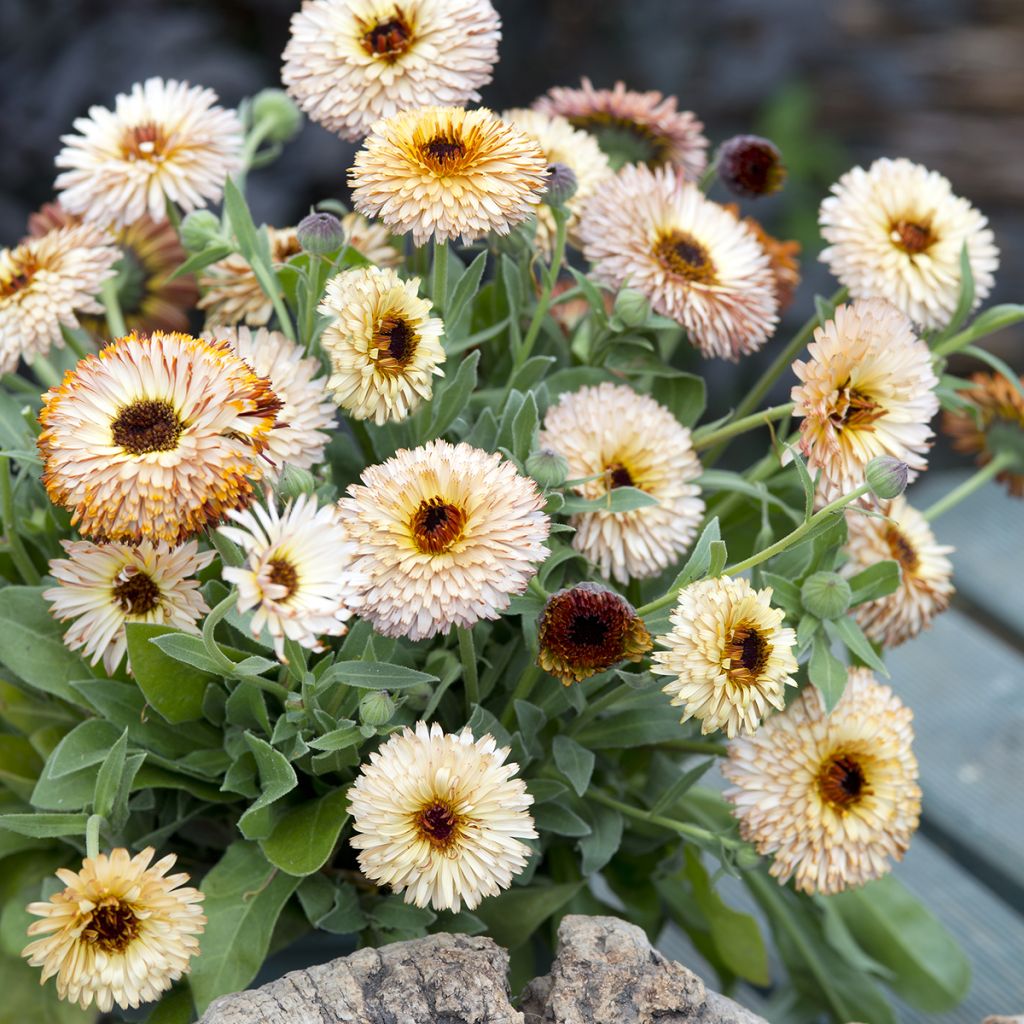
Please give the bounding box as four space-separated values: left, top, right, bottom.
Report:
500 664 542 729
568 680 636 736
693 402 795 451
0 457 40 585
589 788 745 848
30 355 61 389
60 324 94 361
922 452 1016 522
458 627 480 717
655 738 729 756
432 238 448 315
85 813 102 860
515 206 569 370
349 418 377 465
100 276 128 339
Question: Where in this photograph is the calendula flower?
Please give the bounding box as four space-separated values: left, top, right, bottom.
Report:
38 330 281 545
943 372 1024 497
724 205 801 312
28 203 198 339
843 498 954 647
502 107 611 252
198 226 302 327
23 848 205 1012
220 495 357 658
55 77 243 229
337 440 550 639
579 165 778 359
537 583 652 685
723 668 921 894
348 722 536 912
44 539 212 675
535 78 707 179
0 223 119 374
341 211 402 266
538 383 704 583
319 265 445 424
819 157 998 329
349 105 549 245
652 576 798 738
282 0 501 142
791 298 939 502
213 326 336 477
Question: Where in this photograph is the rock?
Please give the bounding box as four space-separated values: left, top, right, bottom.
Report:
520 915 767 1024
199 932 523 1024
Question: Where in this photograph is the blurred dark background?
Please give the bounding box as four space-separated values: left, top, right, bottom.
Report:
3 0 1022 394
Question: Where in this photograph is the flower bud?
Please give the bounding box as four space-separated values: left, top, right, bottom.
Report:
359 690 396 727
275 464 316 501
401 680 434 711
526 447 569 489
866 456 909 499
179 210 224 253
297 212 346 255
613 288 651 328
717 135 786 199
801 571 852 620
543 162 577 207
251 88 303 144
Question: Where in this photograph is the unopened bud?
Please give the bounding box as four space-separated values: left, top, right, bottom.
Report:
275 464 316 501
801 571 852 620
251 89 302 144
526 447 569 489
296 211 346 255
180 210 224 253
402 681 433 711
543 162 577 207
866 456 909 500
717 135 786 199
358 690 396 727
614 288 651 328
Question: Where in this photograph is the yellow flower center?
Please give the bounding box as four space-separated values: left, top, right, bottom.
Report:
420 133 468 174
884 524 919 575
267 557 300 599
0 249 38 299
121 122 168 162
653 230 717 284
818 752 869 809
373 313 418 372
410 496 467 554
83 898 141 953
890 217 936 256
415 799 463 850
723 622 770 685
113 570 161 615
360 8 413 60
830 382 885 431
110 399 184 455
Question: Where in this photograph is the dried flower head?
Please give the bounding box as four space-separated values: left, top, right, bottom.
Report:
349 105 549 245
282 0 501 141
723 668 921 894
537 583 652 685
38 330 281 544
337 440 550 639
791 298 939 502
579 165 778 360
843 498 954 647
717 135 786 198
819 157 998 329
319 265 445 423
535 78 708 179
23 848 205 1012
349 722 536 912
55 77 243 229
45 539 213 675
652 576 799 738
539 383 704 583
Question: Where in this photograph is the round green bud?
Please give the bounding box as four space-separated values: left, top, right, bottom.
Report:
275 464 317 502
526 447 569 489
359 690 396 728
733 844 762 870
865 456 909 500
179 209 224 253
543 162 578 207
614 288 651 328
296 211 346 255
801 571 853 620
402 681 434 711
251 88 303 144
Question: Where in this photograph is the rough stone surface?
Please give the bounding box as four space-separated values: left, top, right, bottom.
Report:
520 915 767 1024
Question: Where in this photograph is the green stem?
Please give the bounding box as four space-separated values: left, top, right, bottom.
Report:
589 788 743 848
30 355 61 389
655 738 729 756
527 576 549 602
922 452 1015 522
432 238 449 315
693 402 795 451
0 457 40 585
85 814 102 860
238 118 275 187
500 664 542 729
2 373 42 395
349 418 377 465
458 627 480 717
515 206 569 370
569 680 635 736
60 324 94 361
100 276 127 339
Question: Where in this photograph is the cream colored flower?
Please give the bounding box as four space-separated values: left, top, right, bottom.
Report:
791 298 939 502
349 105 549 245
653 576 798 738
579 164 778 359
319 266 444 423
55 77 243 229
349 721 536 912
282 0 501 142
819 157 998 329
539 383 704 583
23 848 205 1012
221 494 357 658
843 497 954 647
212 326 336 477
38 330 281 545
502 107 612 252
0 223 119 374
337 440 550 639
44 539 212 675
342 211 402 266
534 78 708 179
723 668 921 894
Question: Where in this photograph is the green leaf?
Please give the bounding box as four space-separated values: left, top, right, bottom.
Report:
652 374 707 428
142 985 194 1024
787 446 816 522
370 896 437 933
533 800 592 837
126 623 213 723
760 572 802 617
698 470 801 524
44 719 122 779
428 350 480 438
445 251 488 335
650 758 715 817
318 660 438 690
168 242 235 280
308 721 362 752
92 727 128 819
950 303 1024 348
577 802 623 876
472 881 583 950
707 540 728 578
260 788 350 876
809 634 847 711
832 876 971 1012
0 736 43 803
0 813 88 838
0 951 97 1024
297 874 367 934
149 633 229 675
935 242 975 343
574 689 682 749
962 343 1024 399
847 561 901 605
560 487 659 513
669 517 721 591
827 616 888 676
237 733 297 840
525 778 569 804
552 735 595 797
190 841 300 1012
511 391 539 463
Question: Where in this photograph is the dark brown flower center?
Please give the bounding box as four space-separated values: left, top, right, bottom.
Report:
421 134 467 174
83 899 140 953
410 496 466 554
890 218 936 256
831 383 885 432
567 613 607 648
121 122 167 162
267 557 300 599
606 463 635 489
113 570 161 615
818 753 868 808
361 8 413 60
723 623 770 685
884 524 919 575
0 251 39 299
373 314 418 371
111 399 184 455
653 230 717 283
415 800 462 849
